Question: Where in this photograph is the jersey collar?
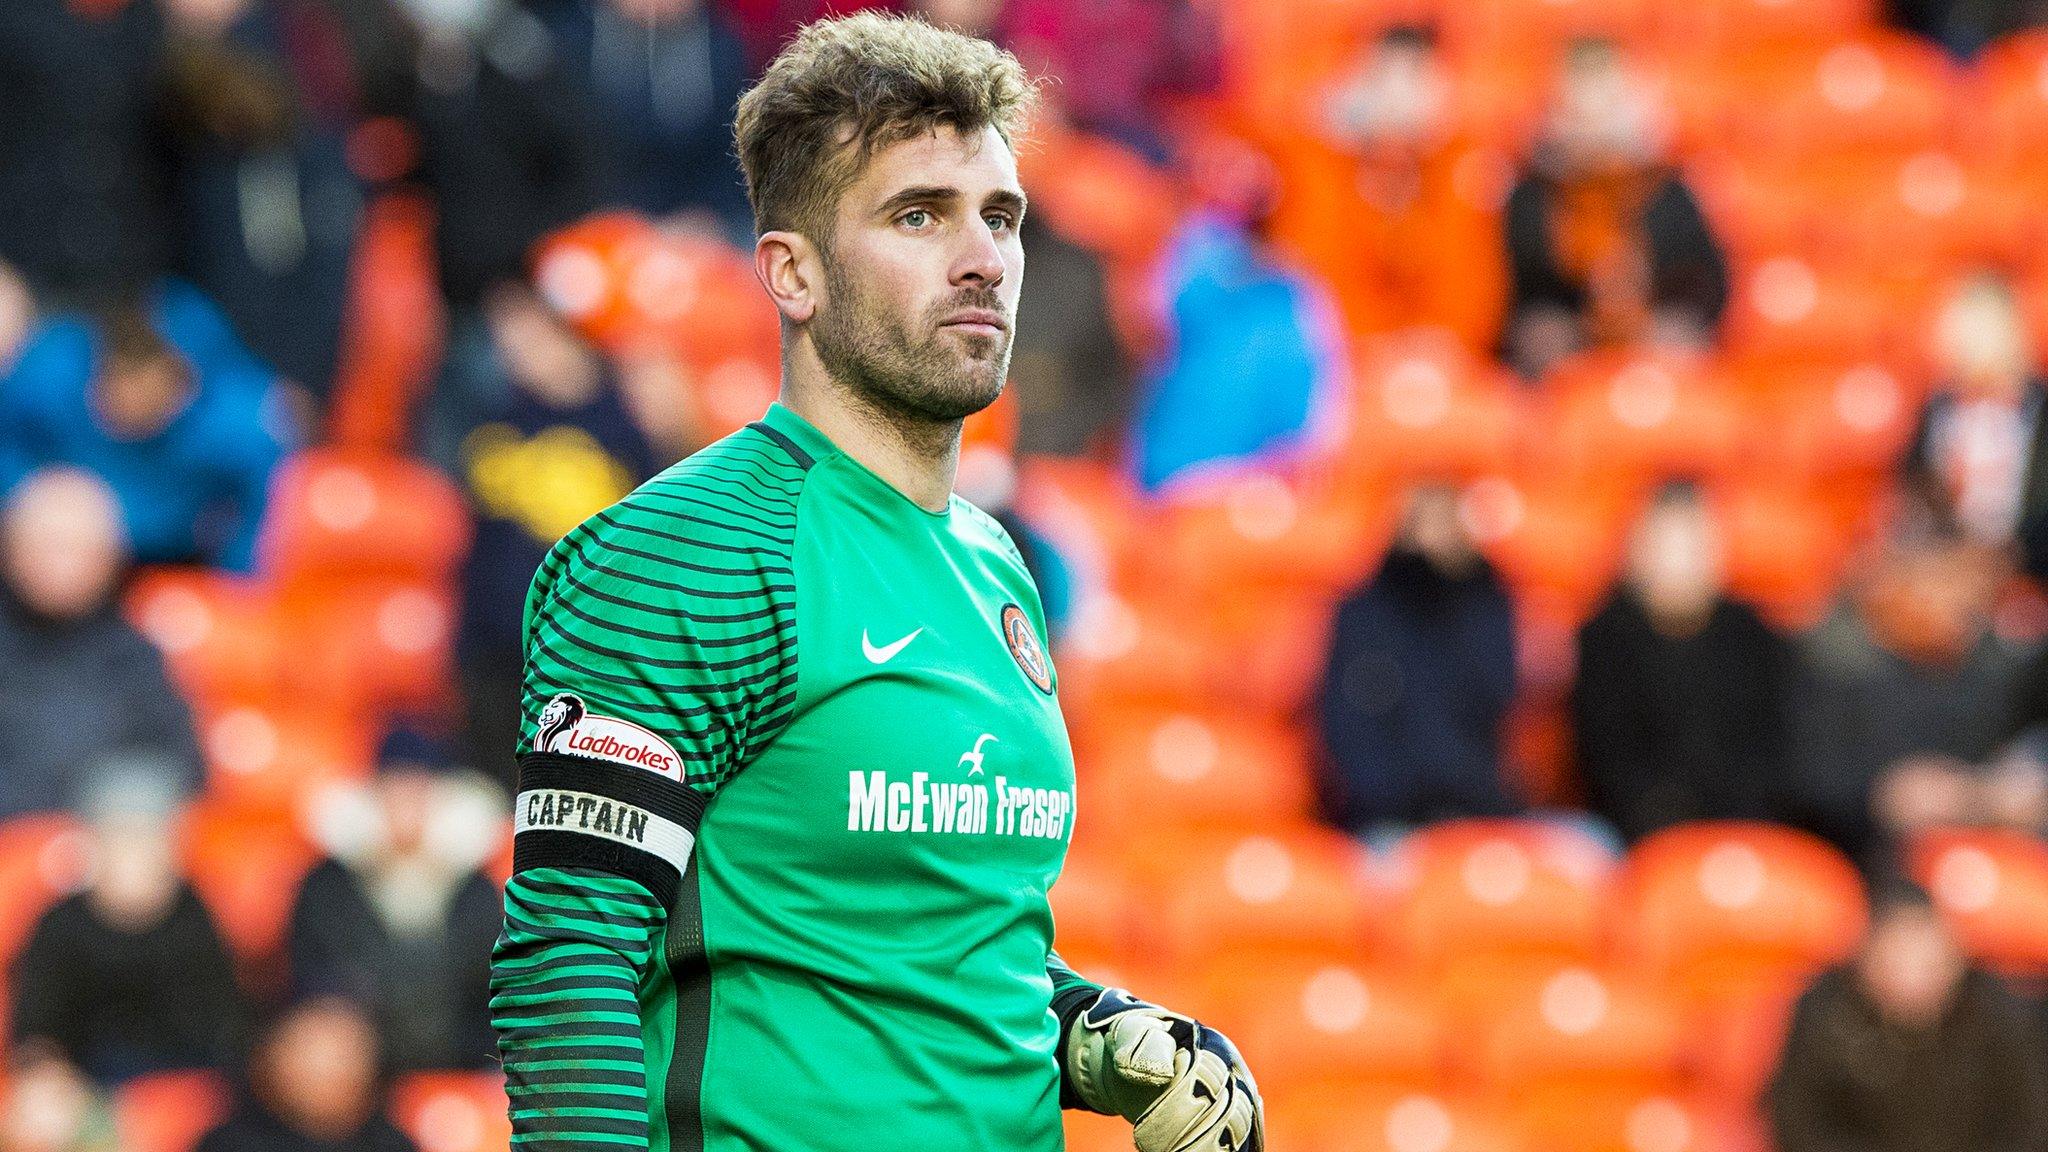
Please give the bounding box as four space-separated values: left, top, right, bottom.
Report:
758 401 840 467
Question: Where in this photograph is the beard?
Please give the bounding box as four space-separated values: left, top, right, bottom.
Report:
810 252 1012 424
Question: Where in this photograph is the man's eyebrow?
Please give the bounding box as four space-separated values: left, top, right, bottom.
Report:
875 185 1030 217
986 189 1028 217
876 185 962 215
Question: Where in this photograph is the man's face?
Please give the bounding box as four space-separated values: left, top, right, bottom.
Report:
809 123 1025 424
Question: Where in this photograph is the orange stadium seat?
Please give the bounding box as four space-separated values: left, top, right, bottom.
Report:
1341 333 1527 485
1909 827 2048 974
1722 257 1921 365
1725 36 1956 164
1736 360 1922 481
1383 819 1619 972
1048 845 1141 965
259 450 472 585
1153 471 1392 604
1016 130 1180 267
196 701 376 813
391 1072 513 1152
1050 592 1219 714
1467 474 1636 622
1961 30 2048 170
1658 0 1881 59
1146 826 1380 969
180 801 319 965
286 578 461 719
1211 958 1449 1096
1714 481 1853 628
1442 0 1658 59
530 210 665 354
1270 1086 1516 1152
1075 707 1315 834
1014 456 1148 593
1620 823 1866 985
1538 350 1744 486
327 192 444 452
124 568 288 712
115 1071 231 1152
1507 1091 1744 1152
1471 964 1688 1100
1195 585 1348 716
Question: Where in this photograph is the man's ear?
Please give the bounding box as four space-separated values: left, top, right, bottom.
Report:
755 230 821 326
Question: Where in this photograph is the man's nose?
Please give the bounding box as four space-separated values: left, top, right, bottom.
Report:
952 220 1006 287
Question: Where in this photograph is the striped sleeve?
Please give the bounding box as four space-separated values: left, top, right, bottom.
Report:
491 867 665 1150
517 434 807 795
496 432 810 1149
510 434 807 898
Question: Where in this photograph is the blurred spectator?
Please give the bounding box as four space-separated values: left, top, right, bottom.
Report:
1007 214 1130 458
289 729 503 1071
0 262 38 377
0 469 202 822
1891 0 2048 57
11 773 247 1086
1905 273 2048 575
1572 483 1792 842
0 1052 120 1152
444 283 656 779
195 998 417 1152
1295 25 1506 349
1128 155 1347 491
534 0 753 241
0 287 296 572
1770 878 2048 1152
0 0 172 305
1790 497 2036 867
158 0 369 398
1502 38 1727 380
1315 484 1520 836
998 0 1220 158
396 0 611 310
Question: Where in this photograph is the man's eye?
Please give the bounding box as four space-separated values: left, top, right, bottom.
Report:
900 209 931 228
985 213 1014 232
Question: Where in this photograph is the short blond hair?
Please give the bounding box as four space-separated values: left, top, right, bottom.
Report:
733 12 1038 243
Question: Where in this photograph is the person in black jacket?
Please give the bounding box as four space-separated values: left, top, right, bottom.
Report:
1904 272 2048 578
10 773 248 1086
0 467 203 822
1315 483 1521 836
1573 483 1793 842
1501 36 1727 380
285 729 503 1072
195 998 418 1152
1771 878 2048 1152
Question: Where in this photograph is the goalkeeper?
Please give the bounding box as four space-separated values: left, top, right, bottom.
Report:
488 11 1262 1152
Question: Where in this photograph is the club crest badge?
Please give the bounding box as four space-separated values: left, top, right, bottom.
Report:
1001 604 1054 696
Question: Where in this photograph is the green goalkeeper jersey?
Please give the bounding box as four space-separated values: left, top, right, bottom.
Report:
490 402 1099 1152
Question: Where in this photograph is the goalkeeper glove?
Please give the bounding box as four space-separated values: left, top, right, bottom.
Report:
1061 987 1265 1152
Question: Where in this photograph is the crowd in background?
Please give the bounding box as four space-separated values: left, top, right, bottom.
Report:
8 0 2048 1150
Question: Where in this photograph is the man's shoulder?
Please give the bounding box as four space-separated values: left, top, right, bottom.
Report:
538 423 811 603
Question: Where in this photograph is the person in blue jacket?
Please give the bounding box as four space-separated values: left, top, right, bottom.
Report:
0 281 296 572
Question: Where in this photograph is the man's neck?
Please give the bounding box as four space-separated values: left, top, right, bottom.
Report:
781 373 960 514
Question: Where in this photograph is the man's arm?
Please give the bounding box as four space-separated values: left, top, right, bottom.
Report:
491 868 665 1148
490 444 806 1149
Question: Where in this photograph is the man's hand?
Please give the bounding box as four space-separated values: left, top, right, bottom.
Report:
1063 988 1264 1152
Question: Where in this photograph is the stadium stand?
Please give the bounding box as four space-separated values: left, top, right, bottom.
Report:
9 0 2048 1149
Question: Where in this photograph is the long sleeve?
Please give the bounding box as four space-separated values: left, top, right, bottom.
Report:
490 867 667 1150
1046 947 1104 1112
1767 983 1868 1152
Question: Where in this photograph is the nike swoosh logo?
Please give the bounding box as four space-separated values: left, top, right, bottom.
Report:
862 627 924 664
